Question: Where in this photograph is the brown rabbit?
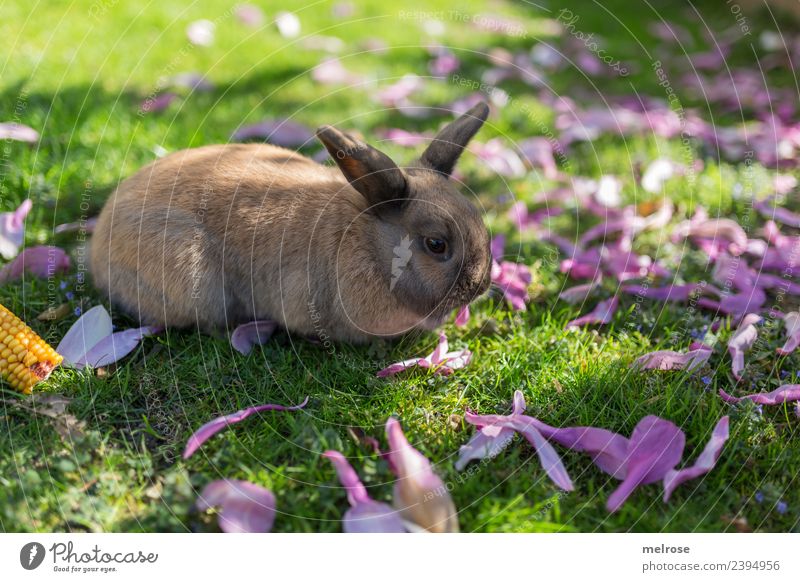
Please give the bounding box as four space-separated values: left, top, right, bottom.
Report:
90 103 492 343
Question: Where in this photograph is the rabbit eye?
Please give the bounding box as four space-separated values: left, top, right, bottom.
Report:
424 237 447 255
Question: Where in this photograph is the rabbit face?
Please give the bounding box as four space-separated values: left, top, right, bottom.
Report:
374 168 492 328
317 102 493 331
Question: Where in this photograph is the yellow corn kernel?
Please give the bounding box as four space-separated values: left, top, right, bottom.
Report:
0 303 63 394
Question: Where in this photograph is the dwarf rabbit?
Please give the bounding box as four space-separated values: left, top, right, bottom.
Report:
89 102 492 343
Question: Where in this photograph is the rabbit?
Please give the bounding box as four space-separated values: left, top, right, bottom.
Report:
89 102 493 344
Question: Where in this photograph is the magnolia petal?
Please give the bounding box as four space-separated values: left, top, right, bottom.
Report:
0 245 70 283
186 20 215 46
504 416 573 491
0 199 32 259
343 501 406 533
559 279 601 304
232 119 313 147
778 312 800 355
663 417 729 502
454 305 470 327
196 479 276 533
566 296 619 328
727 313 761 380
231 320 278 355
0 122 39 143
719 384 800 405
76 325 160 369
386 418 459 533
183 397 309 459
632 346 713 372
755 197 800 228
323 450 406 533
606 416 685 513
56 305 113 366
622 283 711 303
454 426 516 471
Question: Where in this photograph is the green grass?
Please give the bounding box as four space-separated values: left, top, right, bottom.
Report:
2 0 799 532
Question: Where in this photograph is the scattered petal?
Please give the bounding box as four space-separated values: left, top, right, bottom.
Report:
566 296 619 328
0 245 70 283
323 450 406 533
0 199 32 259
454 305 470 327
0 122 39 143
727 313 762 380
275 11 301 38
663 417 729 501
632 344 713 372
385 418 459 532
231 320 278 355
719 383 800 405
777 311 800 355
232 118 314 147
377 333 471 377
183 396 308 459
196 479 276 533
606 416 685 512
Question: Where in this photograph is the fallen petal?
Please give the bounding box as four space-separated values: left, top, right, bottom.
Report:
719 383 800 405
0 122 39 143
385 418 459 532
232 119 314 147
777 311 800 355
606 416 685 512
196 479 276 533
663 417 729 502
727 313 761 380
566 296 619 328
632 345 713 372
323 450 406 533
0 245 70 283
0 199 32 259
231 320 278 355
183 396 308 459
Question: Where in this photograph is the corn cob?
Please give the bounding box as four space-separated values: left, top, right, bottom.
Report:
0 303 63 393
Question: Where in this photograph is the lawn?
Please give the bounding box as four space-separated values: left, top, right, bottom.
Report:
1 0 799 533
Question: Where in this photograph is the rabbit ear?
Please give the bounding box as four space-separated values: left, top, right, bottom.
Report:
316 125 407 208
420 102 489 177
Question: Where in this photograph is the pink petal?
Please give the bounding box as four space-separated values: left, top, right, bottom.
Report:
519 137 558 179
0 199 32 259
504 416 574 491
755 196 800 228
622 283 710 303
139 93 178 113
0 245 70 283
196 479 276 533
379 128 430 147
559 279 601 304
376 75 423 107
727 313 761 380
719 383 800 405
234 4 265 27
376 358 424 377
0 122 39 143
471 138 526 177
230 320 278 355
777 312 800 355
232 119 313 147
323 450 406 533
641 158 680 193
632 345 713 372
183 397 308 459
454 426 517 471
385 418 459 532
454 305 470 327
606 416 685 513
663 417 729 502
566 296 619 328
186 20 215 46
75 325 160 369
697 287 767 317
674 218 748 254
311 57 363 85
56 305 112 365
490 234 506 262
